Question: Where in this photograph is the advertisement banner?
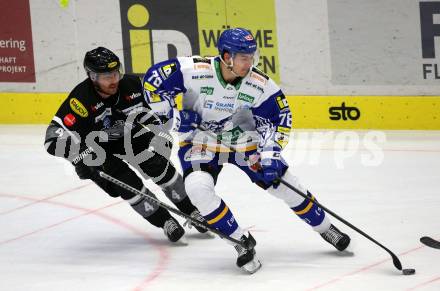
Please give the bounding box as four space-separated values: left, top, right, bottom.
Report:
328 0 440 85
0 0 35 82
119 0 279 82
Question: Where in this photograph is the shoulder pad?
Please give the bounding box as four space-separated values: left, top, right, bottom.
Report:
251 67 269 80
158 62 178 79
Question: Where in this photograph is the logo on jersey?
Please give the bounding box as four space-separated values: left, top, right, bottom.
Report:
192 74 214 80
237 92 255 103
245 80 264 93
143 81 156 92
213 102 234 113
125 92 142 101
200 86 214 95
146 92 161 103
204 100 214 109
275 126 290 148
63 113 76 127
103 116 112 128
159 63 177 79
70 98 88 118
250 71 267 85
91 102 104 112
218 126 244 143
276 95 289 110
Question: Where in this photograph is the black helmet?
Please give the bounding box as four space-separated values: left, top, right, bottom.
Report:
83 47 121 74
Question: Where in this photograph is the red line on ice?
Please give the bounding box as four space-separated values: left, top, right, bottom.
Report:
0 193 170 291
305 244 426 290
0 182 92 215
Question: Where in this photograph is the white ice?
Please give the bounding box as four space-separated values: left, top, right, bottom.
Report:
1 126 439 291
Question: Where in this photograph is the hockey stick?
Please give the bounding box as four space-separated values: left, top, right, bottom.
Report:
195 126 415 273
98 171 247 247
420 236 440 249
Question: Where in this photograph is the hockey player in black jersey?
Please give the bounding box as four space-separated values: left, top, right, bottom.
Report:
44 47 208 243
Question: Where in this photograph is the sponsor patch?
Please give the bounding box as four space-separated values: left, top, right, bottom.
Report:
204 100 214 109
276 95 289 110
276 132 289 148
251 67 269 80
194 63 211 70
125 92 142 101
91 102 104 112
143 81 156 92
237 92 255 103
192 74 214 80
149 92 162 103
193 57 211 64
69 98 88 118
108 61 118 68
160 63 177 78
218 126 243 143
63 113 76 127
277 126 290 133
200 86 214 95
214 101 234 113
250 72 267 84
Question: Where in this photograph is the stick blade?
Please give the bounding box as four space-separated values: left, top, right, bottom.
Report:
391 254 402 270
420 236 440 249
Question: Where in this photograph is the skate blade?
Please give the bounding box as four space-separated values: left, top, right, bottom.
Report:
241 259 262 274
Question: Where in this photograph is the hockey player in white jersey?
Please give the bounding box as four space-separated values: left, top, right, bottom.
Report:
142 28 351 273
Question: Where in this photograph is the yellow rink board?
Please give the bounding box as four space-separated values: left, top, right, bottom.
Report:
0 93 439 129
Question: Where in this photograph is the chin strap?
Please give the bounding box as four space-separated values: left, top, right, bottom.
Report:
219 55 240 78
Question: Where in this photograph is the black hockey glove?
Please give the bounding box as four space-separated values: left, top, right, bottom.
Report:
75 163 101 180
71 146 103 181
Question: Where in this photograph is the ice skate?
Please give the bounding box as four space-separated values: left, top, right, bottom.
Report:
234 233 262 274
163 217 187 245
320 224 351 251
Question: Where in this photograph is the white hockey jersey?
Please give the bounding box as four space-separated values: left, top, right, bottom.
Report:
142 56 292 153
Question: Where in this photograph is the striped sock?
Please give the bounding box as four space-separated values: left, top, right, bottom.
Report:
204 199 238 236
291 191 326 227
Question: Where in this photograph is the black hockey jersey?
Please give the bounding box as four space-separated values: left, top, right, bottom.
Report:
44 74 150 160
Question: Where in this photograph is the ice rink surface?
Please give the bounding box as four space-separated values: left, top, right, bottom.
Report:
1 125 439 291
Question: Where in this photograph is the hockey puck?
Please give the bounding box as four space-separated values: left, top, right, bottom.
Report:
402 268 416 275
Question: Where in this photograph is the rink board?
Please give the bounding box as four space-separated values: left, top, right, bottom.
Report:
0 92 439 129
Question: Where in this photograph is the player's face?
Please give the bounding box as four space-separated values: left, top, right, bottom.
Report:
232 53 254 77
95 71 121 97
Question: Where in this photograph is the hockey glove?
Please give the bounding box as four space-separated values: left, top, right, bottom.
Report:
75 163 101 180
260 151 285 189
173 109 201 133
